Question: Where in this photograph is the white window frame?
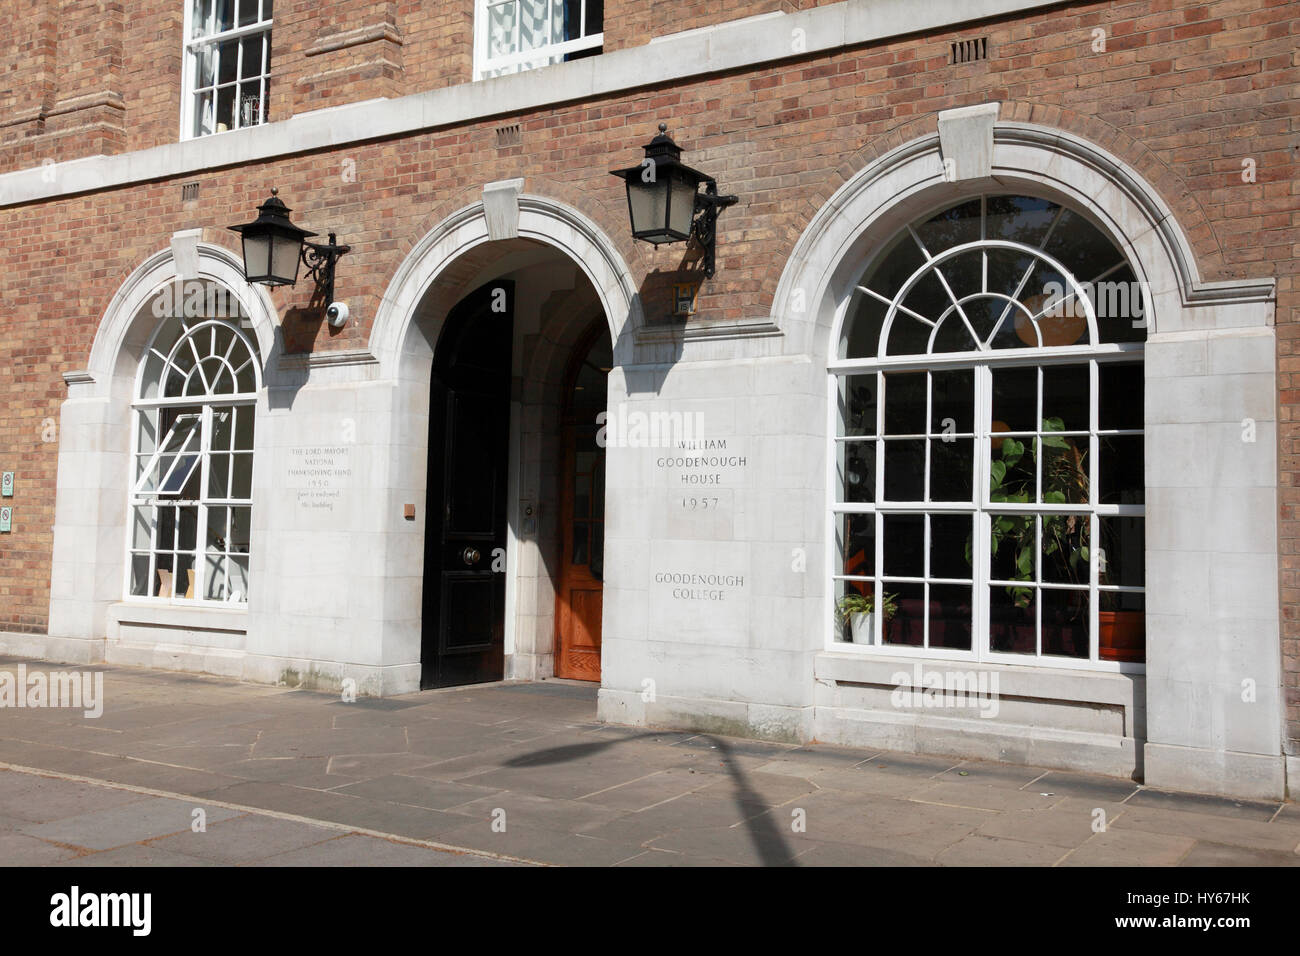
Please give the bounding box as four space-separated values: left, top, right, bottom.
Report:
126 314 260 606
473 0 604 80
181 0 274 140
826 194 1146 673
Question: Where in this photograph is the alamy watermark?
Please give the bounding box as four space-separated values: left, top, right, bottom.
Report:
890 664 1000 719
0 664 103 718
597 403 707 449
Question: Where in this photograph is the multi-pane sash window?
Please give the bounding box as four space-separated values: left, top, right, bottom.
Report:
184 0 273 138
830 195 1146 668
129 306 259 605
476 0 603 78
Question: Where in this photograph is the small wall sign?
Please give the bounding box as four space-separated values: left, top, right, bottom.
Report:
673 282 699 316
0 472 12 497
0 507 11 532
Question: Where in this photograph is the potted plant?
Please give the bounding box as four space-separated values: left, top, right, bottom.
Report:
835 590 898 644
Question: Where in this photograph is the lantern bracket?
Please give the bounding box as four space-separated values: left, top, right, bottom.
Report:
691 181 738 279
300 233 351 305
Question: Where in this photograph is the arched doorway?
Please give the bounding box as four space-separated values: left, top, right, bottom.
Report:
403 236 614 687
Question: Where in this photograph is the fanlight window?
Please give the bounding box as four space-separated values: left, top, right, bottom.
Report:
831 195 1146 668
128 305 260 605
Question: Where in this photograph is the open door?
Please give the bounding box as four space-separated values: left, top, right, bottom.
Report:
420 281 514 689
554 324 610 681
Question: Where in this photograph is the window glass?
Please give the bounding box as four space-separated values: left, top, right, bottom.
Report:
129 302 259 604
832 195 1145 665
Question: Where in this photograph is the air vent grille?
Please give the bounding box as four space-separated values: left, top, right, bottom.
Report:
180 181 200 202
950 36 989 65
495 124 521 148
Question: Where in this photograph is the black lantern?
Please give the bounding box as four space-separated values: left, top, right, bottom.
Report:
610 124 738 277
229 188 350 303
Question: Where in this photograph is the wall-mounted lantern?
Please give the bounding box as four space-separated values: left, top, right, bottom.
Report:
229 188 351 314
610 124 738 278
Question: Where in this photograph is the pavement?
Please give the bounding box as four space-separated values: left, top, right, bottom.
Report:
0 655 1297 867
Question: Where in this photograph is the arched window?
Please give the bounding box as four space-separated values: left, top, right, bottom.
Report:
128 297 260 604
830 195 1145 667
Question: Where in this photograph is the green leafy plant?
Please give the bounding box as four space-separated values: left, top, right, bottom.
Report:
835 590 898 627
969 417 1090 610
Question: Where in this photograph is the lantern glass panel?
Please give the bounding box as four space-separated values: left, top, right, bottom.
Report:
241 233 271 281
667 168 698 241
270 231 303 284
627 178 668 243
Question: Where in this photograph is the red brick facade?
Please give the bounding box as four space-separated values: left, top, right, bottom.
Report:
0 0 1297 746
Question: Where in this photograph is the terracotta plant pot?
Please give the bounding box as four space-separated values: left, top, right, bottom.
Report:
1099 610 1144 662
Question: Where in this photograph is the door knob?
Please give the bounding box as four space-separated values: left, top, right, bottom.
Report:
461 547 480 566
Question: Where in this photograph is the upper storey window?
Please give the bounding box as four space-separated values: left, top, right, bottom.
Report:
183 0 274 138
475 0 603 79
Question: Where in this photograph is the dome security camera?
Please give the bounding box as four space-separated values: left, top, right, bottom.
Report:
326 301 350 328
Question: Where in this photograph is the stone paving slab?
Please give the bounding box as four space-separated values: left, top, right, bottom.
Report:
0 655 1296 867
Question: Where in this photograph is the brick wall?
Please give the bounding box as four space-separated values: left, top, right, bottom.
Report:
0 0 1296 746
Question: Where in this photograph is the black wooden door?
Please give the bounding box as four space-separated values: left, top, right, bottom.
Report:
420 281 514 689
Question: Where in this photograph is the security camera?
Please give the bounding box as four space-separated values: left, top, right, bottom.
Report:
326 301 350 328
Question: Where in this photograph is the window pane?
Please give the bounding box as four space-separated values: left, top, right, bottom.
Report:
215 0 234 31
835 579 878 645
218 38 239 84
883 440 924 501
1100 591 1144 662
929 438 972 502
883 372 926 435
216 85 236 132
1099 362 1143 430
237 0 258 27
989 435 1033 504
929 513 973 581
839 441 874 502
991 366 1036 433
207 453 230 499
238 81 262 127
882 581 923 646
488 1 517 57
1099 434 1143 505
931 368 973 433
929 584 972 650
231 506 252 552
572 523 588 565
1041 364 1089 432
1100 516 1144 588
989 583 1035 653
586 0 603 33
990 513 1034 584
231 452 253 500
205 554 227 600
1040 422 1087 503
1040 513 1088 585
842 295 885 359
985 195 1059 247
931 312 978 353
838 374 876 437
240 35 264 77
938 248 982 302
916 198 981 255
838 513 875 577
130 553 151 597
882 514 923 578
1042 588 1089 658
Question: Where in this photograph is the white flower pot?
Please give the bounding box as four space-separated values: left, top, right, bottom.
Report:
849 611 874 644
